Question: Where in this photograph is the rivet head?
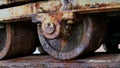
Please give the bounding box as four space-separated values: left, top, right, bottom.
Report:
45 23 55 34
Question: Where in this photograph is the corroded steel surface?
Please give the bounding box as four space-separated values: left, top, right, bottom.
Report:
0 0 120 22
0 53 119 68
36 12 74 39
37 14 106 60
0 3 36 21
0 1 61 22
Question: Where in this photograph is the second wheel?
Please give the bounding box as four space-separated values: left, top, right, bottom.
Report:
0 20 37 59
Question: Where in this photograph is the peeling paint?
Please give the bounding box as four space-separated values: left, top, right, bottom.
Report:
0 0 120 22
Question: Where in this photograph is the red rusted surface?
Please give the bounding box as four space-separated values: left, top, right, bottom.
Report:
36 12 75 39
0 0 120 22
0 53 119 68
41 14 61 39
0 3 36 21
36 0 120 13
0 20 37 59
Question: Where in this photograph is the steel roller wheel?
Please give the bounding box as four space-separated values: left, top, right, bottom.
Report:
0 20 37 59
37 14 106 60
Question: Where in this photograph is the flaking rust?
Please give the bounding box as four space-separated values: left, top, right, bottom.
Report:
0 0 120 22
0 3 36 21
35 12 78 39
36 12 74 22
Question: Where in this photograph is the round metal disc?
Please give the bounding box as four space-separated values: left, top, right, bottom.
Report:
38 14 106 60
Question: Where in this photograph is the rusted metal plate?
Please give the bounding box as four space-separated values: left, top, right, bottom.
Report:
0 1 61 22
0 3 36 21
0 0 120 22
36 0 120 13
0 53 119 68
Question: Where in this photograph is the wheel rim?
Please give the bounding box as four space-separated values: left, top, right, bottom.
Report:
0 20 37 59
0 23 12 59
38 14 106 60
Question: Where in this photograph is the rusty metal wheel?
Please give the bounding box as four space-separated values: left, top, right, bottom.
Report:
0 20 37 59
37 14 106 60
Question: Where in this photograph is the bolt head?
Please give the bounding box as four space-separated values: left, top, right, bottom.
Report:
45 23 55 34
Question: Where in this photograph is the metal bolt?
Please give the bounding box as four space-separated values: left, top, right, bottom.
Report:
45 23 55 34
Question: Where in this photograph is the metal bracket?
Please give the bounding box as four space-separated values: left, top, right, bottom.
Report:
30 14 42 24
60 0 76 10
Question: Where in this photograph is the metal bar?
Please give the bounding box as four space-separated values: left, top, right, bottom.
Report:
0 1 61 22
0 0 120 22
36 0 120 13
0 3 36 21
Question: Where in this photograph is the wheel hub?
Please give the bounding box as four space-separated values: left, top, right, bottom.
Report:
44 23 55 35
41 16 60 39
